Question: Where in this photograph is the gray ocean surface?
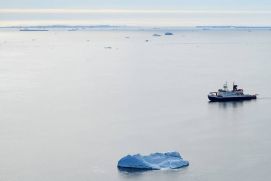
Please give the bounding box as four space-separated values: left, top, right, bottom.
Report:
0 29 271 181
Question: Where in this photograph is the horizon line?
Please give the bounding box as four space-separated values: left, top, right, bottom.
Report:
1 8 271 14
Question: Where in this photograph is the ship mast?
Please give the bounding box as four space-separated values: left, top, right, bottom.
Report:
223 82 228 91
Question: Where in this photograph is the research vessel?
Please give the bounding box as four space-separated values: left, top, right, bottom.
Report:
208 83 257 102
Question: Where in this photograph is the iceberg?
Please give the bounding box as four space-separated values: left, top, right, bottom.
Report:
153 34 162 37
164 32 173 35
117 152 189 170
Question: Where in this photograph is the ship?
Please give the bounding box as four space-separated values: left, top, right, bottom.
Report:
208 82 257 102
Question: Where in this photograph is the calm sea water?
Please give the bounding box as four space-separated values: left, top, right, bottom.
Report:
0 29 271 181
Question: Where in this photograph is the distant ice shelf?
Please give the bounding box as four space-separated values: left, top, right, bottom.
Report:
1 25 270 32
117 152 189 170
19 29 49 31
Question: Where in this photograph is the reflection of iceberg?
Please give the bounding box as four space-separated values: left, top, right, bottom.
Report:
104 46 112 49
117 152 189 170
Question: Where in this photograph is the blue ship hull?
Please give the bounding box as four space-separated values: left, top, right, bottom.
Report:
208 95 257 102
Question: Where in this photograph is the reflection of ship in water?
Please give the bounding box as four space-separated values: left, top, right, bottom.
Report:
219 101 244 109
208 82 257 102
208 98 257 111
209 100 244 108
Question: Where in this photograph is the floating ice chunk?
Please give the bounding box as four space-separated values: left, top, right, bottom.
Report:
117 152 189 170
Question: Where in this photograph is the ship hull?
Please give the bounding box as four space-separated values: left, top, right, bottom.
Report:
208 95 257 102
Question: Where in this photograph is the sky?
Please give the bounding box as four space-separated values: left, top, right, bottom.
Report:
1 0 271 10
0 0 271 27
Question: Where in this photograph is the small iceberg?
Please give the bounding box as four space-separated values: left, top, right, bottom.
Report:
117 152 189 170
164 32 173 35
68 28 78 31
153 34 162 37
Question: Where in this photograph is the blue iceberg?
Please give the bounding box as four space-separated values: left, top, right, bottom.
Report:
117 152 189 170
164 32 174 35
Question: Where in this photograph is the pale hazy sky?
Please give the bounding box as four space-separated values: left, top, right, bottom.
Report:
0 0 271 26
1 0 271 10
